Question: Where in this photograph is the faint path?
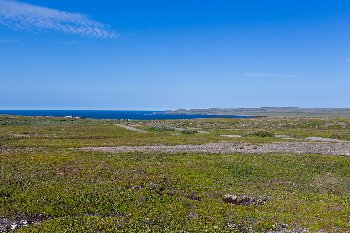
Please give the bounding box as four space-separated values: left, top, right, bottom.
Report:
275 134 295 140
80 142 350 156
116 124 145 133
221 135 242 138
305 137 345 143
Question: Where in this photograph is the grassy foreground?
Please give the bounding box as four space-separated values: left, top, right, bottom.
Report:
0 116 349 232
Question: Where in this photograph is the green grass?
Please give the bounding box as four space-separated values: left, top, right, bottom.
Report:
2 116 350 148
1 151 349 232
0 115 349 232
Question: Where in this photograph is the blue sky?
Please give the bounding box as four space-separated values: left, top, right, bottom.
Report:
0 0 349 110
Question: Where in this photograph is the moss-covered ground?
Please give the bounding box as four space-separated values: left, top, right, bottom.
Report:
0 115 349 232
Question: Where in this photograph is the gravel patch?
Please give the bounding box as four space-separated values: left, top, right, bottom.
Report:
267 228 309 233
275 134 296 140
223 194 269 205
0 214 49 233
221 134 242 138
80 142 350 156
305 137 345 142
197 131 209 134
0 147 41 154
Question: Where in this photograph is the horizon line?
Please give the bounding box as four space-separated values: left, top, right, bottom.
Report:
1 107 350 111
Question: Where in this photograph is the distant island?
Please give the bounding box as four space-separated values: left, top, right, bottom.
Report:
164 107 350 118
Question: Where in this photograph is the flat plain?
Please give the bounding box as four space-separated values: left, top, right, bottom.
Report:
0 115 349 232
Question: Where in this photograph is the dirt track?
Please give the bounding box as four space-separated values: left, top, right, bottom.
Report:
80 142 350 156
116 124 145 133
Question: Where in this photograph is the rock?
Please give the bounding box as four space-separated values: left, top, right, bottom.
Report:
20 220 28 226
186 192 202 201
188 212 199 220
130 185 143 190
10 224 17 230
223 194 238 203
0 214 49 233
223 194 268 205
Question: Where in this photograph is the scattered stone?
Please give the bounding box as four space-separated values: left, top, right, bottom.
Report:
225 219 255 232
222 194 268 205
186 192 202 201
0 214 49 233
188 212 199 220
149 178 174 196
130 185 143 190
226 221 236 229
268 222 289 233
267 227 309 233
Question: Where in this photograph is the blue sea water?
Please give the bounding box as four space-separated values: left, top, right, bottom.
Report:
0 110 252 120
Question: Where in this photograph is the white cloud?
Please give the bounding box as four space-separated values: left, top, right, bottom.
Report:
243 73 299 78
0 0 117 38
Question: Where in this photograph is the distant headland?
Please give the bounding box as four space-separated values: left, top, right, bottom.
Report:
164 107 350 118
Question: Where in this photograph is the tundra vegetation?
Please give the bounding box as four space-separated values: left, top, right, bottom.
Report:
0 115 349 232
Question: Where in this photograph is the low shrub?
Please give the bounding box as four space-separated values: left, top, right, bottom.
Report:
244 130 275 138
181 129 198 134
148 125 175 132
330 133 350 140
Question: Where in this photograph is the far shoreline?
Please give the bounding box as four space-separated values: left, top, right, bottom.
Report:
0 110 255 120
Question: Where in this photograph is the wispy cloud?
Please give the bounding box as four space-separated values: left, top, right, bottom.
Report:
60 40 90 46
243 73 299 78
0 38 19 43
346 59 350 63
0 0 117 38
